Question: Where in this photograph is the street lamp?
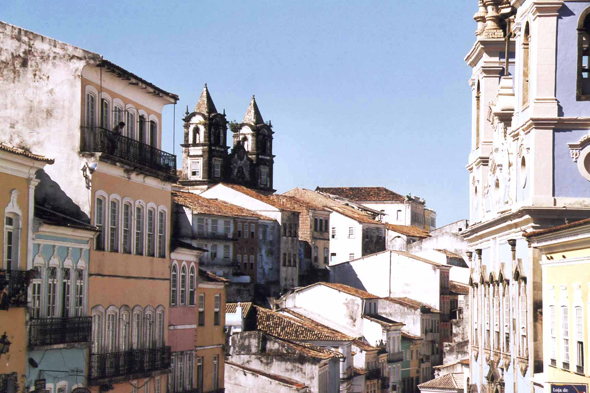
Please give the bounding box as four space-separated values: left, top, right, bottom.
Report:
0 332 11 355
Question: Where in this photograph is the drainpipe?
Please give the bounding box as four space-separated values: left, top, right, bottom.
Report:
389 251 392 298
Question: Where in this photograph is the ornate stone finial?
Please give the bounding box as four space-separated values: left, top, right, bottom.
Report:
466 251 473 262
474 0 487 37
483 0 504 39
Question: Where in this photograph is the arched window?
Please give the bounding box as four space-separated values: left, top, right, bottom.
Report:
575 306 584 371
475 81 481 148
113 105 123 130
145 311 155 348
473 286 478 345
101 98 110 130
4 214 20 270
550 305 556 362
95 196 106 250
123 202 132 254
109 200 119 252
47 267 58 318
180 266 187 306
494 285 500 349
92 308 104 353
106 309 117 352
86 92 97 127
132 308 142 349
75 269 85 316
189 266 196 306
139 115 147 143
120 310 130 351
520 283 528 356
578 11 590 98
522 23 530 107
171 265 178 306
31 267 42 318
147 208 156 257
135 205 144 255
562 305 570 365
61 268 72 317
485 284 491 348
503 283 510 352
158 210 166 258
126 109 136 139
149 120 158 147
156 308 165 347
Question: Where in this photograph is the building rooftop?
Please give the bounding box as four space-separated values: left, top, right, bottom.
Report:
418 373 464 390
295 282 381 300
401 332 423 341
363 314 404 328
0 142 55 164
226 302 253 318
198 268 229 283
384 297 440 313
434 249 463 259
450 281 469 296
226 361 308 390
392 250 447 268
173 191 267 220
35 205 99 232
386 223 430 238
316 187 405 202
433 358 469 370
523 217 590 238
273 194 329 213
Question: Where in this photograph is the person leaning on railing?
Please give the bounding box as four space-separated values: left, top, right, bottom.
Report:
108 122 125 155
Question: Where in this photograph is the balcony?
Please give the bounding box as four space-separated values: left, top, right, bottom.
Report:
194 232 236 242
421 355 431 363
380 376 390 390
0 270 30 309
387 351 404 363
29 317 92 347
80 126 177 179
366 368 381 380
89 346 172 384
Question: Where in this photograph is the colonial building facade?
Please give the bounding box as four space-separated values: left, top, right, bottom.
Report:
464 1 590 392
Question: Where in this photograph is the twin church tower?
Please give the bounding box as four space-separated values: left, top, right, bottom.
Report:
179 84 275 193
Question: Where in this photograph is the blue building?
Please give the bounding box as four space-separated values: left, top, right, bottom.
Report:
464 0 590 392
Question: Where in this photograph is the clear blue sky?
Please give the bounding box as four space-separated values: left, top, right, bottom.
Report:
3 1 476 226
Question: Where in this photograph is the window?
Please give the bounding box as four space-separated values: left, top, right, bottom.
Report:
190 159 201 179
260 166 269 186
106 312 117 352
86 92 96 127
62 269 71 317
92 311 103 353
126 110 136 139
196 357 203 392
4 215 19 270
123 203 132 253
250 255 255 270
135 206 144 255
197 217 205 236
158 211 166 258
109 201 119 252
180 266 187 306
187 353 194 390
211 244 218 260
211 219 218 234
475 81 481 148
95 197 105 250
171 265 178 306
349 253 354 261
31 267 41 318
101 98 110 129
331 227 336 239
563 306 570 367
324 247 329 265
138 115 147 143
133 311 142 349
114 106 123 128
504 284 510 352
313 246 318 263
155 378 160 393
224 220 231 237
147 209 156 257
348 227 354 239
522 23 530 107
251 224 255 238
244 224 249 238
145 312 154 348
550 305 556 362
75 269 84 316
157 310 165 347
520 284 527 356
223 245 230 259
47 267 58 318
314 218 318 231
213 355 219 390
198 294 205 326
214 294 221 326
189 266 196 306
396 210 402 221
149 120 158 147
576 306 584 372
237 223 242 237
213 160 221 178
579 13 590 98
120 312 130 351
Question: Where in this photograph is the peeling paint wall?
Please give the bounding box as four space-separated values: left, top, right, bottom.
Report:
0 21 100 217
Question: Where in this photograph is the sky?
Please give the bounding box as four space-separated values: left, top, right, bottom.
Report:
2 1 477 226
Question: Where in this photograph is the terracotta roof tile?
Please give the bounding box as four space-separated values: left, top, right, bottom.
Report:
386 224 430 238
418 373 464 390
523 217 590 238
308 282 380 300
225 302 253 318
363 314 404 327
173 191 267 219
384 297 440 313
273 194 328 213
450 281 469 296
278 309 357 341
0 142 54 163
316 187 405 202
434 249 463 259
215 183 299 212
402 332 423 341
353 367 368 376
198 268 228 282
226 361 307 389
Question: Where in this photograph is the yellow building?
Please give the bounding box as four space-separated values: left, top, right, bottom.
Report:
0 143 53 392
525 218 590 392
196 269 227 392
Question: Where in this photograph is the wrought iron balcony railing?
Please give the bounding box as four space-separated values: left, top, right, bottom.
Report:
0 270 30 309
387 351 404 363
80 126 177 177
194 232 236 241
29 317 92 347
366 368 382 380
89 346 172 383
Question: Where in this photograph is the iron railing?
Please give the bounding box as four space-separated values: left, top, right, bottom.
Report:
387 351 404 363
89 346 171 383
195 232 236 241
80 126 176 177
0 270 30 308
366 368 381 380
29 317 92 347
380 376 390 389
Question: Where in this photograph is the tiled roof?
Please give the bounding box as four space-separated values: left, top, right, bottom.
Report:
215 183 297 212
418 373 464 390
450 281 469 296
171 240 207 252
433 358 469 370
276 336 344 359
0 142 54 163
353 367 368 376
386 224 429 238
392 250 446 267
327 204 382 225
435 249 463 259
194 84 217 115
297 282 380 300
402 332 423 341
316 187 405 202
226 361 307 389
273 194 328 213
384 297 440 313
278 309 356 341
173 191 267 219
226 302 253 318
254 306 352 342
352 339 378 352
363 314 404 327
242 96 265 125
198 268 228 283
523 217 590 238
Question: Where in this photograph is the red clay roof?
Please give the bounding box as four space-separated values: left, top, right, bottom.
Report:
418 373 464 390
198 268 229 283
450 281 469 295
226 361 307 389
301 282 380 300
173 191 267 219
435 249 463 259
386 224 429 238
225 302 253 318
384 297 440 313
402 332 423 341
216 183 299 213
316 187 405 202
0 142 54 164
523 217 590 238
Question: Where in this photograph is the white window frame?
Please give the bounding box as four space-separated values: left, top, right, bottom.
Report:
190 159 202 180
171 262 178 306
135 201 146 256
108 196 120 253
180 264 187 306
147 206 156 257
122 199 133 254
157 207 167 258
189 265 196 306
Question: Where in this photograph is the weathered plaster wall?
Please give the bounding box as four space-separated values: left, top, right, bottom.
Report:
27 348 87 392
328 212 363 265
378 300 422 338
225 362 307 393
0 22 99 216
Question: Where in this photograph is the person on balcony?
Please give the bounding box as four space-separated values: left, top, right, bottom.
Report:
108 122 125 156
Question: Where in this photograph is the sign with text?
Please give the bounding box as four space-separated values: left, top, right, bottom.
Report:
551 384 588 393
